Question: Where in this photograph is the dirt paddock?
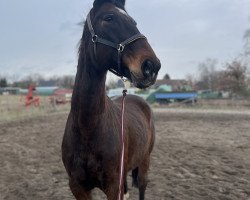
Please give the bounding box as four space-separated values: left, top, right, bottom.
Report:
1 108 250 200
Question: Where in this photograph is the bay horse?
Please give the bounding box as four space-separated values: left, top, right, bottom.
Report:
62 0 161 199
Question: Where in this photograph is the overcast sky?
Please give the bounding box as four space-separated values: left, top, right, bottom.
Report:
0 0 250 81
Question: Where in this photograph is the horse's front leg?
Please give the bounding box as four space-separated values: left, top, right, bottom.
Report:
138 157 150 200
104 182 119 200
69 179 92 200
104 174 129 200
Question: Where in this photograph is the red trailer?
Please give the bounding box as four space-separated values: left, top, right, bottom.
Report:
49 88 72 104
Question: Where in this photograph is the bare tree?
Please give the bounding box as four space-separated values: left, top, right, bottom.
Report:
5 74 20 84
243 17 250 57
221 59 247 97
242 17 250 70
58 75 75 89
106 78 117 90
244 29 250 56
197 58 218 90
185 74 195 89
13 78 33 89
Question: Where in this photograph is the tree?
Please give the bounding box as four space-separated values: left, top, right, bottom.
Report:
13 78 33 89
58 75 75 89
242 17 250 69
221 59 247 97
12 73 45 88
197 58 218 90
106 78 117 90
244 28 250 56
185 74 195 89
163 73 171 80
0 77 7 87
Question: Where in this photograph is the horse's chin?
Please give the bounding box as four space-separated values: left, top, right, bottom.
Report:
122 66 157 89
129 71 157 89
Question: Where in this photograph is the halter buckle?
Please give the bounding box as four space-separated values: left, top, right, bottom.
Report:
118 44 125 52
121 77 128 82
92 35 98 43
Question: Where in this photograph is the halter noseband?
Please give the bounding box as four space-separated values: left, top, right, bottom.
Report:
87 12 146 77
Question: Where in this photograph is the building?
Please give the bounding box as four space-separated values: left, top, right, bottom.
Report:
153 79 193 91
0 87 20 95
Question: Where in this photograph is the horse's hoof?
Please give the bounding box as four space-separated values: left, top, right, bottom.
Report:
124 193 130 200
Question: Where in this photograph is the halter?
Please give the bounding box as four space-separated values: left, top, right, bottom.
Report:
87 12 147 77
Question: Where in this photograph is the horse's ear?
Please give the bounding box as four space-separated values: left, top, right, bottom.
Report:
116 0 126 7
93 0 114 7
93 0 126 8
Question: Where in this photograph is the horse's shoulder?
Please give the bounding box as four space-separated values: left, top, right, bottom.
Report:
126 95 152 114
112 94 152 121
113 94 148 106
126 94 148 104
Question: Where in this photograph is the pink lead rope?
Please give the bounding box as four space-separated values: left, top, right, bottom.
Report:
118 89 127 200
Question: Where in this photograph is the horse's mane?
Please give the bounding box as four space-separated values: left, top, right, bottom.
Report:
71 21 89 124
77 21 89 70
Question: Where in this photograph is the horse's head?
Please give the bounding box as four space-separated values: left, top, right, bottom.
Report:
87 0 161 89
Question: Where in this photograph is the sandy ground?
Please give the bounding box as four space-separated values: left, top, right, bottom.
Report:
0 108 250 200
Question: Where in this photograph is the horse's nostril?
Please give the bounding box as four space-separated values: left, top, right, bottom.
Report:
142 60 155 78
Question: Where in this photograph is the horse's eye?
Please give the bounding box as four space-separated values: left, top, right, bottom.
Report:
103 14 114 22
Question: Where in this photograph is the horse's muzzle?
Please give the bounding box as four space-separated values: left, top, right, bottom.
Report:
130 59 161 89
141 59 161 80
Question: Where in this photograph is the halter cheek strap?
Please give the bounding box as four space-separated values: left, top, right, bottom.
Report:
86 13 146 78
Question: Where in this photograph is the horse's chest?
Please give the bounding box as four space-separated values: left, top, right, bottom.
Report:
71 137 118 188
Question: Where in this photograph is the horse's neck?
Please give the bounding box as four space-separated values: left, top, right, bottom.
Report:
71 55 109 131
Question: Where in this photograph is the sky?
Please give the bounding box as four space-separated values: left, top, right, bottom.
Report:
0 0 250 82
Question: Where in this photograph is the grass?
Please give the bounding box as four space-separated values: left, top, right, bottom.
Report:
1 95 250 123
0 95 70 122
152 98 250 110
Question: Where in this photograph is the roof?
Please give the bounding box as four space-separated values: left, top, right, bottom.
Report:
0 87 21 90
155 92 198 100
36 87 59 95
53 88 73 95
153 79 189 89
